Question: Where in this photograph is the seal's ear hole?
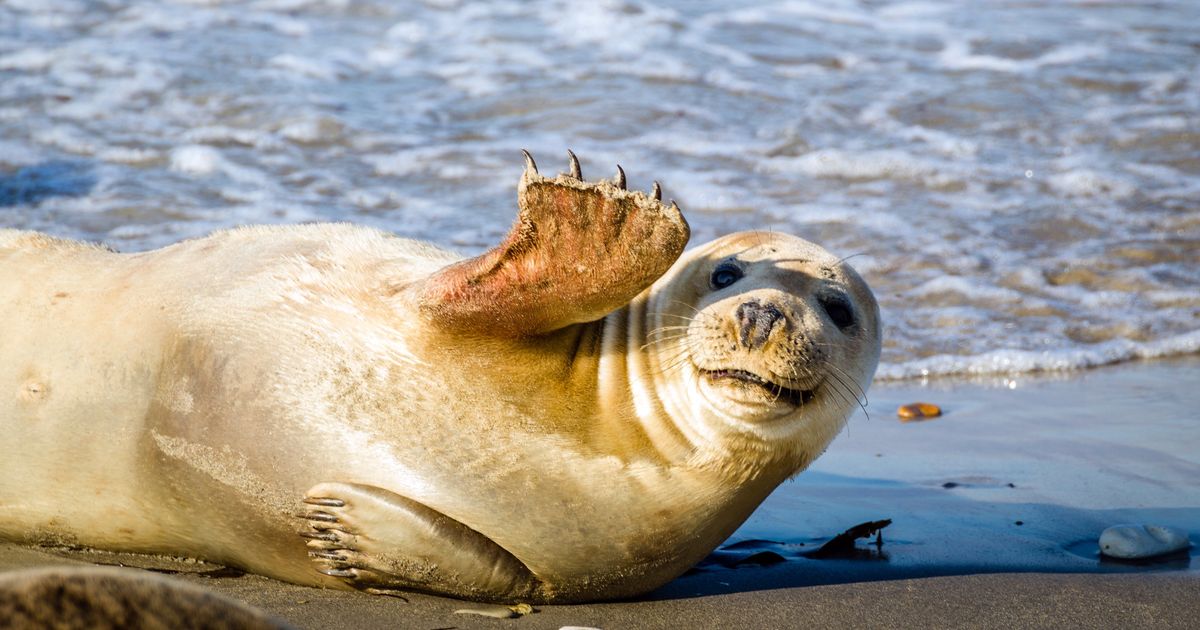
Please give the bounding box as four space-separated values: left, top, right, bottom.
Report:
819 293 856 330
709 262 744 290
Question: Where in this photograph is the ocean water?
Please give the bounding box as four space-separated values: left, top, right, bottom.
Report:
2 0 1197 380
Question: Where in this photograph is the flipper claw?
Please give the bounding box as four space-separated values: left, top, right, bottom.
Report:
521 149 538 174
567 150 581 179
304 497 345 508
318 568 358 579
306 511 338 523
614 164 626 189
299 530 338 541
651 181 661 201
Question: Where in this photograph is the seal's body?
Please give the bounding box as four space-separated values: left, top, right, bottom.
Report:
0 153 880 603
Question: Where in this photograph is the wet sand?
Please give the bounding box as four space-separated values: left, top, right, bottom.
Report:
1 356 1196 628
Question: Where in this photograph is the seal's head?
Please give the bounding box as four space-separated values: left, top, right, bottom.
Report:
645 231 881 474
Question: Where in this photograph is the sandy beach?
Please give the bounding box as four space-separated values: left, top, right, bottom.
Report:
3 356 1195 628
1 552 1197 630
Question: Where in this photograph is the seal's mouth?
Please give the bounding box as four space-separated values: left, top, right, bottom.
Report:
701 369 816 406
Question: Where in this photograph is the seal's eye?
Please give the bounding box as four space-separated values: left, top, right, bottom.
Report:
709 262 744 290
820 293 856 330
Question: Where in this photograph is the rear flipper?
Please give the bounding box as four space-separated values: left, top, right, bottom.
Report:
299 482 540 602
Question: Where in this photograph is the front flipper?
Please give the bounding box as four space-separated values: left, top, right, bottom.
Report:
417 151 690 337
299 482 540 602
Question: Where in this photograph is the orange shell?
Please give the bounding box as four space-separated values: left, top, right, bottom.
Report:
897 402 943 421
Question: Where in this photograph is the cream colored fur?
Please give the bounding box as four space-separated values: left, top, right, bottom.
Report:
0 223 879 602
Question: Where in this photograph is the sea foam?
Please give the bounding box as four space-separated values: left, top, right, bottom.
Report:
1 0 1196 380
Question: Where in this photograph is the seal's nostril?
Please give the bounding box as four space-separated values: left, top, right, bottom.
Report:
735 301 785 349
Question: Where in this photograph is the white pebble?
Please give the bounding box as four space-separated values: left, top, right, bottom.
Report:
1099 524 1190 559
453 606 516 619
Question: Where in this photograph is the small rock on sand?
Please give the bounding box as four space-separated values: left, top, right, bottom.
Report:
897 402 942 421
454 606 517 619
1099 524 1191 560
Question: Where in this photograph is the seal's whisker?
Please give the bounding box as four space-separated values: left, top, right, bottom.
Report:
810 341 853 351
806 340 872 404
657 350 695 375
668 338 703 373
825 368 854 407
646 325 692 335
823 373 853 411
777 363 800 406
657 357 690 378
816 356 867 406
651 342 696 375
806 359 851 411
651 341 691 358
825 363 869 420
824 360 868 407
654 313 698 323
667 299 702 316
641 332 690 351
645 330 689 343
835 251 870 266
763 363 787 405
643 335 688 348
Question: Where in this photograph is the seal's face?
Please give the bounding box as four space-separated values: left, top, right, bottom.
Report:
646 231 881 466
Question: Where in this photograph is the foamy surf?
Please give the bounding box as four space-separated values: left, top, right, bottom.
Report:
1 0 1196 380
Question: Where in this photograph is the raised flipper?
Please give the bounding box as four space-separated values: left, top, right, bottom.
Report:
416 150 690 337
299 482 540 602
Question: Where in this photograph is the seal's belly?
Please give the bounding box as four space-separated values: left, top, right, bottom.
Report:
0 244 172 545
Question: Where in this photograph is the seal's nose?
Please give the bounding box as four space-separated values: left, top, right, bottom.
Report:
735 300 786 349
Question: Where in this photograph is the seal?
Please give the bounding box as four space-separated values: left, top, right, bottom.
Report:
0 151 880 603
